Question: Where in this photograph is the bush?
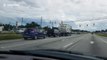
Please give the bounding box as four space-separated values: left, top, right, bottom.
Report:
97 33 107 37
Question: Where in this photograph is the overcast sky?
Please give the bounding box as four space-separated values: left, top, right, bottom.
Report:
0 0 107 31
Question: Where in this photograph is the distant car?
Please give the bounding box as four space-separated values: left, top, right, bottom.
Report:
16 29 24 34
23 28 46 40
47 28 60 37
16 28 26 34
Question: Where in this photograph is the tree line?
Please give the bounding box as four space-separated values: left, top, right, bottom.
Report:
0 22 50 31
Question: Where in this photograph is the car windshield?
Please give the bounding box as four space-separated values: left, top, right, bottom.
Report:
0 0 107 59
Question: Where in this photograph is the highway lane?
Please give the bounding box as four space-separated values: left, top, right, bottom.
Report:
0 33 107 58
34 34 87 50
0 34 82 50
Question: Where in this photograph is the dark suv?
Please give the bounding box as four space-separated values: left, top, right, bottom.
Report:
23 28 46 40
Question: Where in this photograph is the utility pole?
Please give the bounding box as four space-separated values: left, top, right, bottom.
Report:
49 20 56 28
49 20 51 28
50 21 54 28
86 24 88 26
93 23 95 26
9 22 11 31
16 21 18 30
52 22 53 28
21 17 23 26
40 17 42 28
79 24 81 27
54 21 56 27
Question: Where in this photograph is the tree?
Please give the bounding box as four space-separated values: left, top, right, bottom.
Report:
3 24 14 31
25 22 40 28
0 23 3 26
18 25 25 28
43 26 51 31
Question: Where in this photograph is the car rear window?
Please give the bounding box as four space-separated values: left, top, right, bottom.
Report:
25 29 34 32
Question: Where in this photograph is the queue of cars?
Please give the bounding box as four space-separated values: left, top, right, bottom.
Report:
23 28 46 40
22 27 71 40
22 22 72 40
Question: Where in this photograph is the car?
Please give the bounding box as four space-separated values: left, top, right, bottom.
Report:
16 29 24 34
23 28 46 40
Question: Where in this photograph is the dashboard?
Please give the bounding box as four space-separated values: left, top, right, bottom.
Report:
0 54 58 60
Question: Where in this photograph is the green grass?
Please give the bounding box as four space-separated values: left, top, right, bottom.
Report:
97 33 107 37
0 34 23 40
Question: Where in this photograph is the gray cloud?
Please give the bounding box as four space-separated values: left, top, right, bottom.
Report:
70 0 82 4
0 0 107 30
9 0 40 8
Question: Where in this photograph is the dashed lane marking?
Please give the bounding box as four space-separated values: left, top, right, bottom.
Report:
63 43 73 48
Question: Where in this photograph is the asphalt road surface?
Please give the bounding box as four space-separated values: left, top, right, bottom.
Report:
0 34 107 58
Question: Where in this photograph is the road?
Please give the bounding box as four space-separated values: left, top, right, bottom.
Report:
0 34 107 58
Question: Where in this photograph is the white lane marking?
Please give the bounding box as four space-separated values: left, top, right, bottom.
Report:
90 41 94 44
100 39 107 44
63 37 83 49
64 43 73 48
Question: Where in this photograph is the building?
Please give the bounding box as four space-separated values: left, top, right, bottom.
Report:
0 26 4 32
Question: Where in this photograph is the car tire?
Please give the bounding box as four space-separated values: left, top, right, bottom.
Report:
33 36 38 40
24 38 28 40
43 36 46 39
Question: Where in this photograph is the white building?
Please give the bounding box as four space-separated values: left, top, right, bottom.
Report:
0 26 4 32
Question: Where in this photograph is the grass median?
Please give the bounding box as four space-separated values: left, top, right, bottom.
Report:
0 34 23 40
96 33 107 37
